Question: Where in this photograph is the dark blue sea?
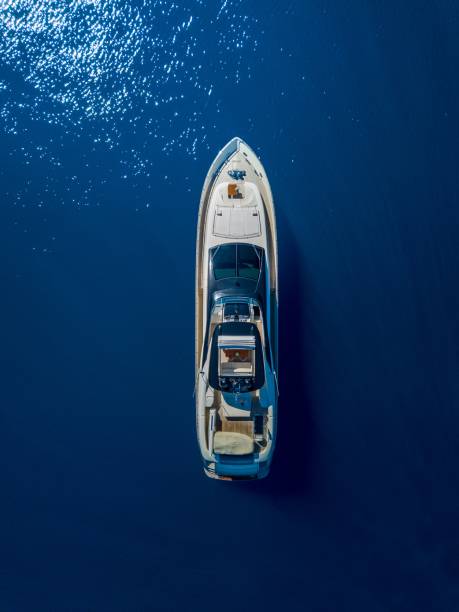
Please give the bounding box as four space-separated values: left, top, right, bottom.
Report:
1 1 459 610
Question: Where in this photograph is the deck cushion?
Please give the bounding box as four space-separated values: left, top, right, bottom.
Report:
213 432 254 455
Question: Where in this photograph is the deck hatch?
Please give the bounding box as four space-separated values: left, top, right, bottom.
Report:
209 322 265 391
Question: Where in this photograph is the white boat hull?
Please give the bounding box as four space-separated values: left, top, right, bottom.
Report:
195 137 278 480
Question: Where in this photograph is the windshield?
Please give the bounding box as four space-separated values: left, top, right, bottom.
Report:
237 244 260 280
213 244 237 279
211 244 261 281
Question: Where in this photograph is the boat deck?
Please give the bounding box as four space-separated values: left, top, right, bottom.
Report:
218 409 254 437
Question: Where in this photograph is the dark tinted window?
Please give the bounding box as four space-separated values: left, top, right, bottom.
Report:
237 244 260 280
224 302 250 318
213 245 236 279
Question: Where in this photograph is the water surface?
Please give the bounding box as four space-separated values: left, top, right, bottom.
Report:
1 1 459 610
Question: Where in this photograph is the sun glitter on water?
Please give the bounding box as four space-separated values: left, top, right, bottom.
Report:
0 0 261 163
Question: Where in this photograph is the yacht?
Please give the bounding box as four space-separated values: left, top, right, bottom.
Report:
195 137 278 480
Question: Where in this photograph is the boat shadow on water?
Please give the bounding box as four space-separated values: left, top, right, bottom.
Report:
246 213 318 497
